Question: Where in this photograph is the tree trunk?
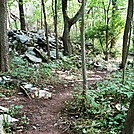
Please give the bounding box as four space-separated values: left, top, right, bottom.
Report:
62 20 71 55
62 0 86 55
122 94 134 134
103 1 111 61
91 7 95 49
41 0 50 58
121 0 133 69
18 0 26 30
41 5 43 29
52 0 59 59
110 0 117 53
105 19 109 61
81 0 87 94
0 0 9 72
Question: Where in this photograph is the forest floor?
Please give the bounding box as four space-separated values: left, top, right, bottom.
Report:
0 69 107 134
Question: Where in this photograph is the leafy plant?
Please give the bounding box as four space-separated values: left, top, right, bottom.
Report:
66 67 134 133
2 116 12 133
8 104 23 117
19 115 30 126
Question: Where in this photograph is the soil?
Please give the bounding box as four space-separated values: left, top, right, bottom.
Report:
0 70 107 134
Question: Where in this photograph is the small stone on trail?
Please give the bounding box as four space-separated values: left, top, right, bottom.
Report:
34 90 52 99
24 83 33 89
0 106 8 113
0 114 18 123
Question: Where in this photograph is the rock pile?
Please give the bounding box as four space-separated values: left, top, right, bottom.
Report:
8 30 63 63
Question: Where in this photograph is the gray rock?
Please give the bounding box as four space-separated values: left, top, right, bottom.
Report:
27 47 34 51
2 76 11 81
34 90 52 99
25 53 42 63
49 36 56 44
0 106 8 113
16 34 29 44
12 40 18 46
0 114 18 123
0 77 2 83
37 29 44 35
28 50 36 56
50 49 56 59
24 83 33 89
33 48 46 58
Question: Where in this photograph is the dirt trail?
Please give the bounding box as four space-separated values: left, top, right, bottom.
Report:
0 71 107 134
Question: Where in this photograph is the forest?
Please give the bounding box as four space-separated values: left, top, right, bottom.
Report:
0 0 134 133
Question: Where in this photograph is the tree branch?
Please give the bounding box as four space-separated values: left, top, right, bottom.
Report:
69 1 87 26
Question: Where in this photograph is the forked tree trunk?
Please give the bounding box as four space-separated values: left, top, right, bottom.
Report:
62 0 86 55
0 0 9 72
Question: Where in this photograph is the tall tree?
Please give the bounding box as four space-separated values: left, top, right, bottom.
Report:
110 0 117 52
41 0 50 58
52 0 59 59
18 0 26 30
81 0 87 94
0 0 9 72
121 0 133 83
62 0 86 55
102 0 111 61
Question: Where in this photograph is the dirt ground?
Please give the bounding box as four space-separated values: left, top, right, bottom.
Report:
0 71 107 134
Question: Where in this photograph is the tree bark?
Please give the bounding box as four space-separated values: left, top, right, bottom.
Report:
52 0 59 59
123 94 134 134
62 0 86 55
81 0 87 94
110 0 117 53
102 1 111 61
18 0 26 30
41 0 50 58
121 0 133 69
0 0 9 72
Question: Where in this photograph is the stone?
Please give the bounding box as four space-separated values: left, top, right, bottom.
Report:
7 30 63 64
50 49 56 59
34 90 52 99
0 114 18 123
33 48 46 59
0 77 2 83
0 106 8 113
25 53 42 63
2 76 12 81
24 83 33 89
16 34 29 44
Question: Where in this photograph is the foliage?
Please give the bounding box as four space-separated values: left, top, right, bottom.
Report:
8 55 81 86
19 115 30 126
2 104 23 133
60 55 81 70
8 104 23 117
85 0 125 59
66 67 134 133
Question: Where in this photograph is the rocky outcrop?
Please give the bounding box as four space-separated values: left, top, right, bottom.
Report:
8 30 63 62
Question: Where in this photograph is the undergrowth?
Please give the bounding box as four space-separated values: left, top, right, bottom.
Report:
66 67 134 134
1 55 79 86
